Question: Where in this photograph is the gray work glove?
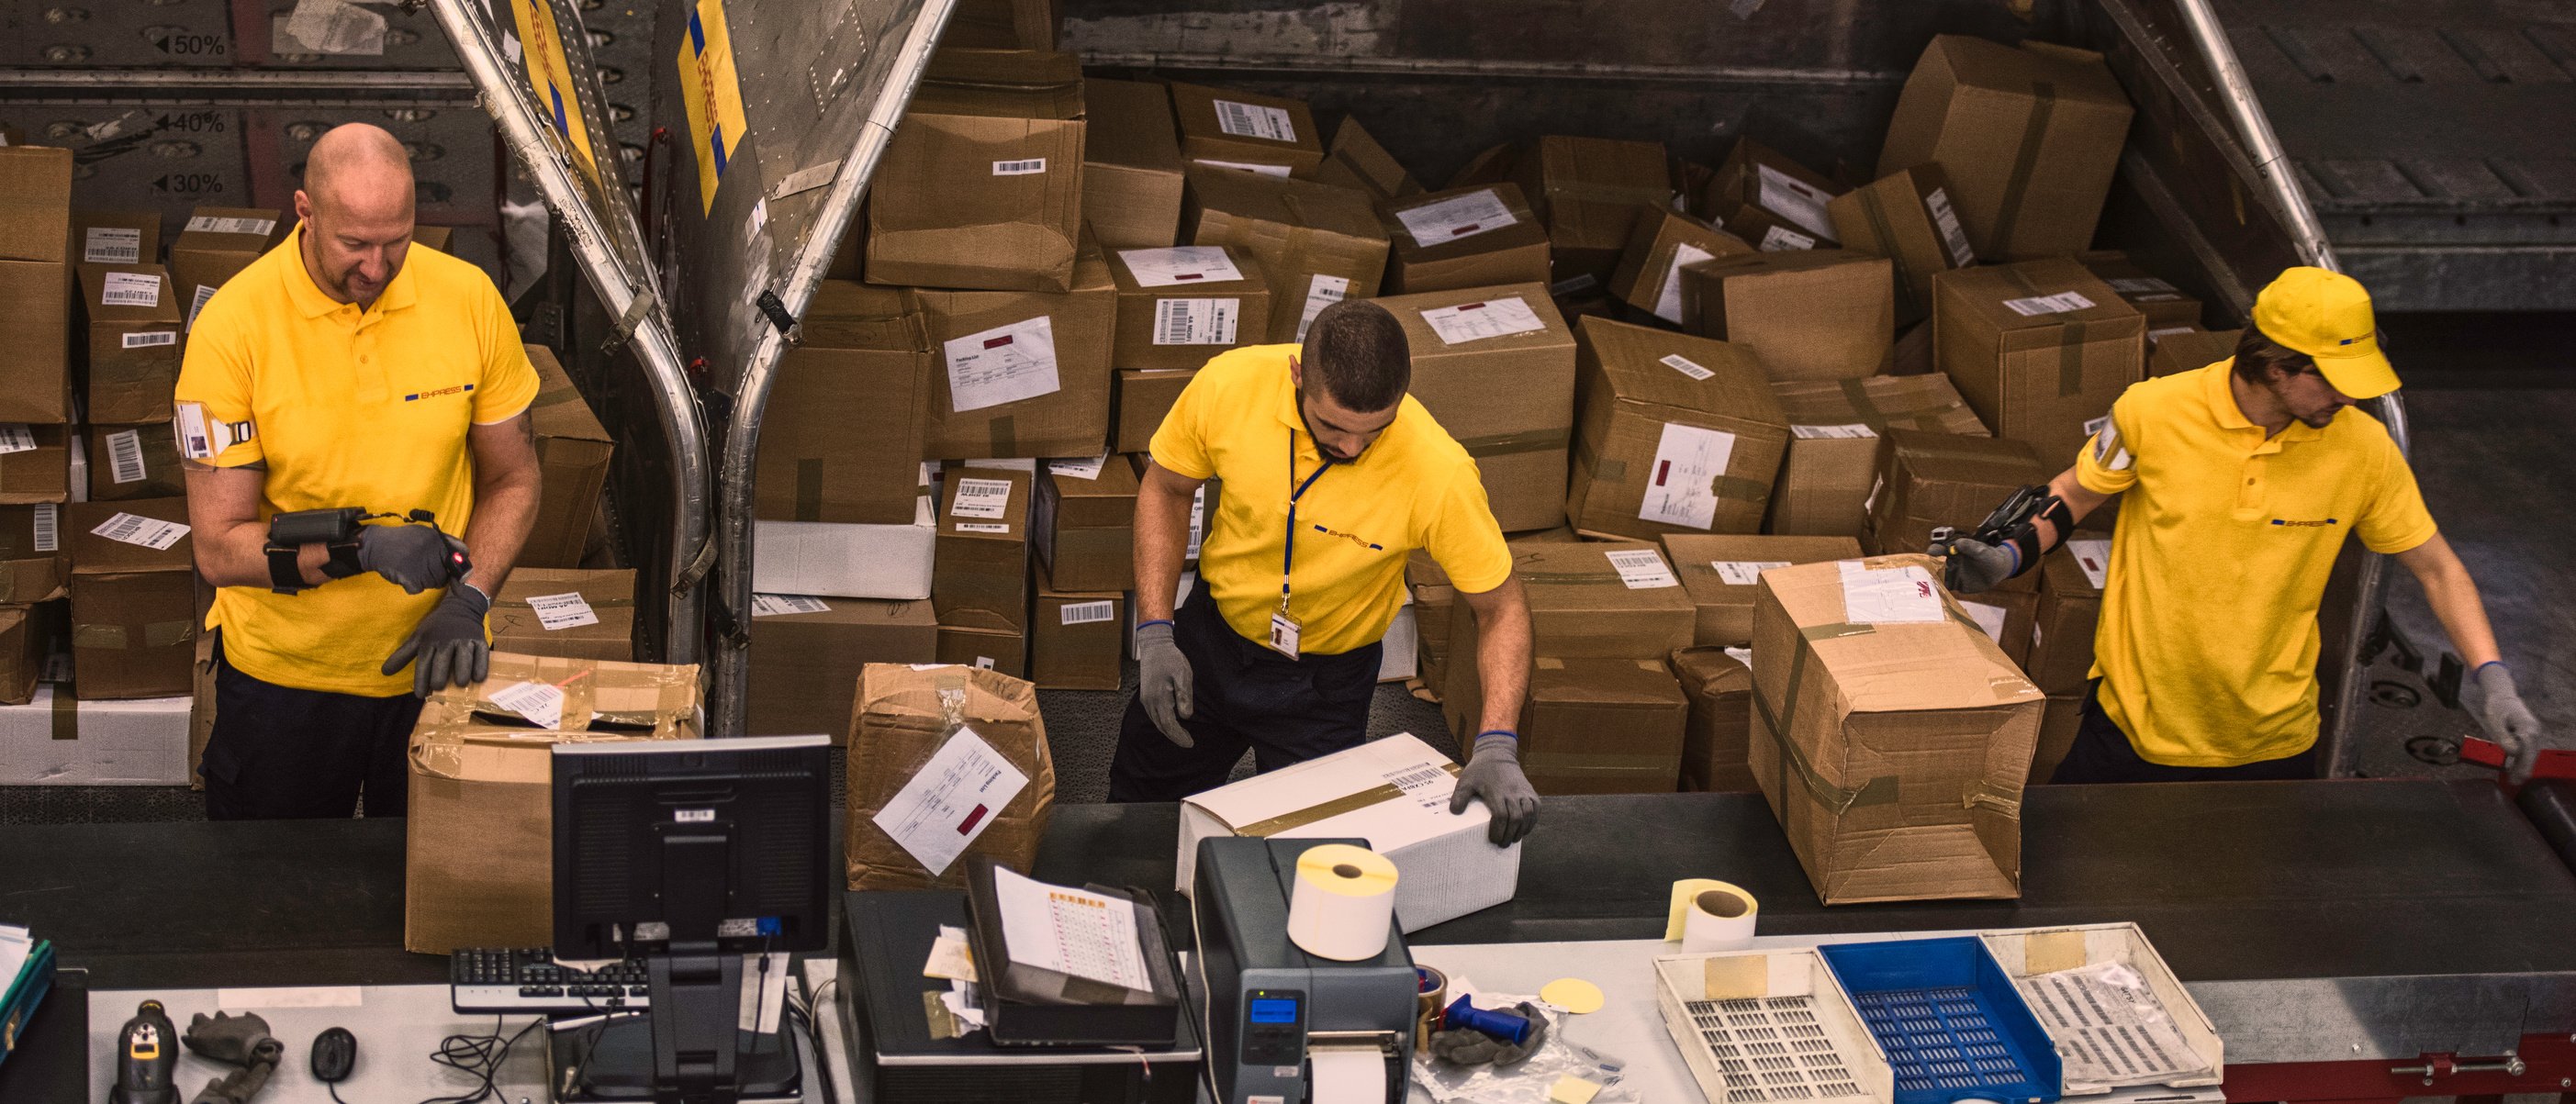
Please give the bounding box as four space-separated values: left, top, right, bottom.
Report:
1450 732 1540 845
384 584 493 696
1930 534 2017 596
355 522 469 594
1135 619 1195 747
183 1010 285 1104
2478 663 2543 785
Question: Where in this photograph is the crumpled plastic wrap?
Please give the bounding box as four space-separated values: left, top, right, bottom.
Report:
1409 991 1640 1104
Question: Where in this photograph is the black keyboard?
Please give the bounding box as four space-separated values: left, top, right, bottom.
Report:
451 947 653 1015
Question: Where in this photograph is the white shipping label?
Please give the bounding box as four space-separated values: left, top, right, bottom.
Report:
1394 188 1518 244
991 158 1047 175
1713 560 1790 586
2067 538 2112 589
944 316 1061 413
2107 276 2178 296
1652 242 1717 325
526 592 599 630
1187 487 1207 560
1755 163 1838 239
2003 290 2098 317
1791 423 1876 440
0 425 34 455
99 271 162 308
1046 455 1106 480
1723 646 1753 666
2085 414 2112 438
2146 326 2195 346
1659 353 1716 381
106 430 148 485
90 511 188 551
121 330 178 350
1294 274 1350 340
30 503 56 553
1058 600 1116 626
488 680 566 730
185 215 278 237
1152 297 1240 345
1117 246 1244 287
1637 422 1739 530
1420 296 1545 345
1192 158 1292 177
1961 600 2010 645
1758 224 1817 251
186 284 218 332
750 594 832 618
1838 561 1943 624
1924 187 1976 268
1604 548 1680 590
950 477 1014 519
83 227 141 264
955 521 1011 534
870 726 1031 876
1212 98 1296 142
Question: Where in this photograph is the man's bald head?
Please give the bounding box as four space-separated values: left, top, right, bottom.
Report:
303 123 414 221
295 123 417 308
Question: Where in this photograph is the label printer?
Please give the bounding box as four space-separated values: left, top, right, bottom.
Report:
1193 836 1417 1104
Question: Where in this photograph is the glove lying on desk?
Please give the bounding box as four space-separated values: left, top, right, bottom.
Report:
1428 1001 1549 1067
182 1011 283 1104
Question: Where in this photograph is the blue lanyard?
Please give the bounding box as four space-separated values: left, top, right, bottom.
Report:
1282 431 1335 608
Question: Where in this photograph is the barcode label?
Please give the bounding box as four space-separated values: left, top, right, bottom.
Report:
1384 765 1449 794
973 656 996 670
1046 455 1106 480
1758 224 1817 251
950 477 1014 519
1604 548 1680 589
1153 297 1239 346
1712 560 1792 586
91 511 190 551
122 330 178 350
1212 98 1296 142
100 271 162 308
1192 158 1291 177
991 158 1047 175
1295 274 1350 341
0 425 34 455
526 592 599 630
1660 353 1715 381
1791 423 1876 440
488 680 566 730
30 503 57 552
1924 187 1975 267
1059 600 1116 626
955 521 1011 534
185 215 277 237
83 227 141 264
186 284 218 332
751 594 831 618
2003 291 2097 317
106 429 149 485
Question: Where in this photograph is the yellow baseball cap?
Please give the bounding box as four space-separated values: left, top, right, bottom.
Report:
2251 267 2400 400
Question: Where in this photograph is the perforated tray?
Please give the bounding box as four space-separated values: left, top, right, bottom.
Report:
1654 951 1891 1104
1819 939 2059 1104
1979 923 2223 1094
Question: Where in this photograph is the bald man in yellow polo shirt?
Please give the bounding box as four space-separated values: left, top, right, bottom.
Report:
1109 300 1541 843
1940 268 2543 783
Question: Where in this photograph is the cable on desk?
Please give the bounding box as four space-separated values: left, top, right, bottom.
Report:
420 1014 543 1104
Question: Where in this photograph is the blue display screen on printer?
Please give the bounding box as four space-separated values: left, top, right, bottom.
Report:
1249 998 1299 1024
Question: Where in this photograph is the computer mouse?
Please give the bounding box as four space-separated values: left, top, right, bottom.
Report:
310 1026 357 1083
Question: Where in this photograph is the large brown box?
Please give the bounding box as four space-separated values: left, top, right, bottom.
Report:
1607 208 1752 326
1315 116 1421 203
1033 457 1137 594
2152 329 2240 378
1750 555 2044 903
87 424 183 501
487 567 635 663
521 344 615 567
1878 35 2134 261
1829 163 1978 326
915 235 1115 459
71 208 162 268
1183 169 1388 342
1518 657 1687 795
1860 429 2049 594
1440 539 1695 730
1671 646 1758 792
1105 245 1269 371
0 427 72 505
754 283 932 524
0 505 69 603
1663 534 1862 648
1567 318 1787 540
1698 138 1846 252
2031 694 2085 784
1081 78 1187 250
0 146 73 263
1509 136 1671 281
1379 283 1578 532
75 263 184 425
1681 249 1893 381
67 498 197 699
865 50 1085 292
2077 251 2202 330
746 597 938 740
0 259 71 424
934 469 1032 632
846 664 1055 890
1932 259 2145 465
168 207 288 329
1031 563 1125 690
1380 184 1552 295
1168 83 1323 178
1114 368 1194 454
944 0 1057 48
2027 539 2111 696
936 625 1028 679
1767 375 1988 538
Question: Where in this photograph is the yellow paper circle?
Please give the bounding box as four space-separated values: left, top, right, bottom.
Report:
1540 977 1606 1015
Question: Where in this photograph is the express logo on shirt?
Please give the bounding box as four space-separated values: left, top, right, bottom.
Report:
405 383 477 402
2270 518 2340 528
1310 523 1383 552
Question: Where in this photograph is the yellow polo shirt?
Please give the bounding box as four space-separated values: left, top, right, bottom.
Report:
1151 345 1513 655
2077 362 2437 766
175 227 539 696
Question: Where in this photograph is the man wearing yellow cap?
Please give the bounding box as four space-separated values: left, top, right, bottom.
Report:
1940 268 2543 783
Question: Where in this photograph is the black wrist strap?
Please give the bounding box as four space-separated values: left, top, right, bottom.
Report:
266 544 306 594
319 540 363 579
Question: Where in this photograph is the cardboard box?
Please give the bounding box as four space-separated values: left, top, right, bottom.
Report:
413 225 454 253
2027 538 2111 696
403 654 700 953
1315 116 1422 203
1566 317 1789 540
1878 36 2134 261
1749 555 2044 903
1441 539 1696 730
1607 208 1753 326
1828 163 1977 326
1520 656 1687 794
1168 82 1323 178
2151 328 2240 378
0 145 72 263
846 663 1055 890
2077 251 2201 329
1448 142 1519 191
915 234 1115 459
753 504 937 600
1509 136 1672 281
1031 562 1123 690
746 597 938 739
933 468 1031 634
1859 429 2049 593
0 427 72 506
944 0 1057 48
1380 597 1417 683
1183 168 1388 342
1380 282 1577 532
1081 78 1187 250
86 424 182 501
2032 694 2084 784
0 505 68 603
1407 551 1455 692
1766 374 1988 538
1114 368 1194 454
168 207 288 330
754 283 931 524
1105 244 1269 370
71 208 161 267
1932 259 2145 464
487 568 634 663
1176 731 1519 932
937 625 1027 678
0 686 193 785
1671 646 1758 792
1680 249 1893 381
1956 588 2036 668
1663 534 1862 648
0 601 50 706
0 259 70 424
865 49 1085 292
1381 183 1552 295
67 498 197 699
521 344 615 568
1698 138 1846 252
75 263 184 425
1033 456 1136 593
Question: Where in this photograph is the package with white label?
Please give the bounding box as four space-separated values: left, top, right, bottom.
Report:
1566 316 1789 541
848 663 1056 891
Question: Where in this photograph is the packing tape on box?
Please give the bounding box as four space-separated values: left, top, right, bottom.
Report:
1993 80 2057 255
71 622 194 650
1752 640 1899 814
1234 763 1462 838
988 415 1016 458
1590 458 1771 505
51 687 77 740
1285 842 1399 961
796 458 826 521
1545 180 1673 207
1852 183 1927 316
1456 428 1569 460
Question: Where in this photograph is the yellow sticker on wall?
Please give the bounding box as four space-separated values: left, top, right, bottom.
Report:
510 0 599 184
676 0 747 214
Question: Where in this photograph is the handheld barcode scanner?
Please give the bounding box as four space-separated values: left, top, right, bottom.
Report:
1930 484 2067 591
110 998 180 1104
263 507 472 594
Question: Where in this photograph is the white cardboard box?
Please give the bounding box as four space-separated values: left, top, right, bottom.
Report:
752 496 936 600
0 687 193 785
1177 731 1520 932
1378 595 1418 683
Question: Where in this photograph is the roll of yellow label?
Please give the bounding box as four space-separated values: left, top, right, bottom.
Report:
1288 843 1401 960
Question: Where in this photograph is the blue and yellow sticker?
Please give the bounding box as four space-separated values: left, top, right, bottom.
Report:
510 0 599 185
677 0 748 214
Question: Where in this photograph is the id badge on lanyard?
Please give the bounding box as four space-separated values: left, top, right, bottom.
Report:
1275 434 1334 660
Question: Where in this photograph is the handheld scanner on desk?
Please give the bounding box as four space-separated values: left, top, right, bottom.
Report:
1193 836 1417 1104
111 999 180 1104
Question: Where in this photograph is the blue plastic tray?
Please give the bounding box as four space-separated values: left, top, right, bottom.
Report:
1819 937 2061 1104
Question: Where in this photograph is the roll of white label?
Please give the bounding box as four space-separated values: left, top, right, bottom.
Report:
1285 842 1398 962
1680 883 1758 953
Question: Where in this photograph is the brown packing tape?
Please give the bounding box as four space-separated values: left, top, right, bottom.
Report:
1837 378 1887 429
2059 318 2089 397
1993 81 2057 253
988 416 1016 457
1854 183 1922 314
1710 474 1772 504
1228 762 1462 837
1703 955 1769 1000
1547 181 1671 206
144 620 194 648
1596 459 1624 483
1753 630 1899 813
796 458 825 522
73 624 127 649
1456 428 1571 459
50 688 76 740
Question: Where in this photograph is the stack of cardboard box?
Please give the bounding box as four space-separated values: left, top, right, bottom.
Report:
1380 282 1579 533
